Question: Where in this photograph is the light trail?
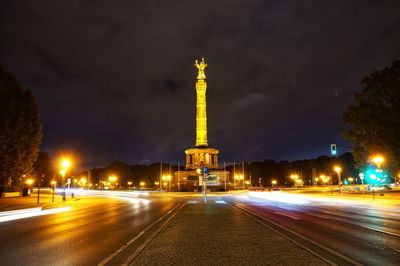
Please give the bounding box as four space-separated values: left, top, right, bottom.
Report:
248 191 310 205
0 207 71 223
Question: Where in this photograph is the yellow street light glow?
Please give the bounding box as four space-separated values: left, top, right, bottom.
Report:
155 181 160 185
290 174 299 180
348 177 354 182
372 155 384 168
80 177 87 185
163 182 168 186
127 181 133 186
108 175 117 182
196 168 201 174
334 166 342 173
60 169 66 176
61 159 71 170
140 181 145 187
271 180 277 185
167 175 171 181
50 180 57 186
245 180 250 185
25 179 34 185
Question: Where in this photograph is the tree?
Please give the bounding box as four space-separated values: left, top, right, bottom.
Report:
32 151 54 186
0 65 42 191
343 60 400 171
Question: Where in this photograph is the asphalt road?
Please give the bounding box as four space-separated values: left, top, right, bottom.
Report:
0 192 183 266
227 192 400 265
1 191 399 266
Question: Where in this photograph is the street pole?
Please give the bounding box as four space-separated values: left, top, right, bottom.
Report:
242 161 245 189
233 162 236 189
160 162 162 190
203 173 207 203
178 163 180 191
169 163 172 191
37 174 43 204
224 162 226 191
52 184 55 203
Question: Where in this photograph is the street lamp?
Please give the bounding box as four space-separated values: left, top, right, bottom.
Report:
372 155 385 169
239 174 244 189
271 179 277 188
80 177 87 188
60 169 66 187
50 180 56 202
334 166 342 193
25 178 34 186
167 175 171 191
140 181 145 188
108 175 117 189
290 174 299 185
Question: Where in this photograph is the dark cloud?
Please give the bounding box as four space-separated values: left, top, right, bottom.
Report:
1 0 400 169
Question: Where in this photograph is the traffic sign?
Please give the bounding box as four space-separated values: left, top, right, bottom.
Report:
202 167 209 174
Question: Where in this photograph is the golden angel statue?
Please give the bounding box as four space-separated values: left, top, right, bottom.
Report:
194 57 207 80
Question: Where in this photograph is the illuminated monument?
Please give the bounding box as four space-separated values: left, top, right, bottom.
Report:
176 58 228 190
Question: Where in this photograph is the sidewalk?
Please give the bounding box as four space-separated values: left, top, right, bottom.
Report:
132 199 327 266
0 192 74 212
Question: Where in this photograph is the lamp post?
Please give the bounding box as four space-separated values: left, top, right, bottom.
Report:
51 180 56 202
167 175 171 191
334 166 342 193
271 179 277 188
108 175 117 190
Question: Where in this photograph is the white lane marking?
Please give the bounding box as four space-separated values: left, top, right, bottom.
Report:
309 213 400 237
362 226 400 238
121 203 185 266
215 200 226 204
187 200 197 204
97 204 182 266
274 212 300 220
236 205 362 266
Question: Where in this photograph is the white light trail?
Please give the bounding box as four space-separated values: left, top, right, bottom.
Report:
0 207 71 223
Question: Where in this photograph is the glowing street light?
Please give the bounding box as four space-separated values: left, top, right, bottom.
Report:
372 155 385 169
61 159 71 170
140 181 145 188
271 179 277 187
108 175 117 182
334 165 342 193
25 179 34 186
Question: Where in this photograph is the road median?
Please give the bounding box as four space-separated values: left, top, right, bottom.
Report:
130 199 329 266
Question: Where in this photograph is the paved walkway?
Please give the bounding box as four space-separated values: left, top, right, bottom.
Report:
132 199 327 266
0 192 73 212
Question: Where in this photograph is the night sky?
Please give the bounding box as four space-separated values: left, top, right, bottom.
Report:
1 1 400 168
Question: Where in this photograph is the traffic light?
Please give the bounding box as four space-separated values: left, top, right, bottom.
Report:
330 144 337 156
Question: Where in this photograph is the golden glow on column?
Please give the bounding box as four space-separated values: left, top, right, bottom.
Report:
194 57 208 147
